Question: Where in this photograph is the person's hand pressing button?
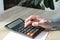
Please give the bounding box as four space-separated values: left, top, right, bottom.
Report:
25 15 51 28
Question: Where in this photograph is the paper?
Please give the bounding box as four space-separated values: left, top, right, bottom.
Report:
3 31 48 40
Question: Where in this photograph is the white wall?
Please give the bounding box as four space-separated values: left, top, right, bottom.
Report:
0 0 4 12
54 0 60 12
45 0 60 12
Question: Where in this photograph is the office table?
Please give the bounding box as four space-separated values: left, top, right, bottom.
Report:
0 6 60 40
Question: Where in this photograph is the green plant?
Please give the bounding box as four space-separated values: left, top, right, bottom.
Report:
18 0 59 10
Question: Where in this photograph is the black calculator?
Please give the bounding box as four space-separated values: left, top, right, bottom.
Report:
5 18 45 38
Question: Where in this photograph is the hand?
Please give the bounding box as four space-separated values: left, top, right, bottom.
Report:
25 15 51 28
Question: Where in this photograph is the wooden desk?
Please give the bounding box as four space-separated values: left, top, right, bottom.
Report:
0 6 60 40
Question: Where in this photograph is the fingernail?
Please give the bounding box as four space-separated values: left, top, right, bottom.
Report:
32 22 39 26
39 20 45 23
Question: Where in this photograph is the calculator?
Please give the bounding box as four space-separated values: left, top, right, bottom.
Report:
5 18 45 38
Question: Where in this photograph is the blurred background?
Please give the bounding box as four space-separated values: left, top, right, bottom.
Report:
0 0 60 12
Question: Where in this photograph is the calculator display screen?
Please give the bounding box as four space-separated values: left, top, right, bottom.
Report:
6 18 23 28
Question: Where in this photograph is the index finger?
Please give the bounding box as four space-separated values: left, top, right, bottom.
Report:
25 15 36 27
25 15 36 23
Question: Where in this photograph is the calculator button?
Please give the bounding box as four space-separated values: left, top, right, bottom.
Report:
30 29 39 37
27 28 36 36
22 27 31 33
24 27 34 34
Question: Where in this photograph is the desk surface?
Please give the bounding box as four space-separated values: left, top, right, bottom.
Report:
0 6 60 40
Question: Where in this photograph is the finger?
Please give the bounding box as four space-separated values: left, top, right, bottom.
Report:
32 22 39 26
38 23 50 28
39 19 46 23
25 15 36 23
25 15 37 27
35 16 45 22
25 15 42 23
25 21 32 27
31 21 49 28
